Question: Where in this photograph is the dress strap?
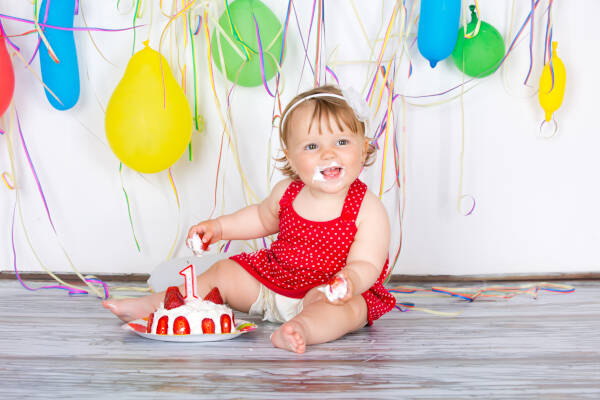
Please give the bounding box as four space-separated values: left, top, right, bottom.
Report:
340 179 367 222
278 179 304 209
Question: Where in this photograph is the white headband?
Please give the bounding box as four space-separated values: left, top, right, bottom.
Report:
279 87 371 134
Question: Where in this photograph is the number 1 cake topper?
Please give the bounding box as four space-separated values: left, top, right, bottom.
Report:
179 264 198 300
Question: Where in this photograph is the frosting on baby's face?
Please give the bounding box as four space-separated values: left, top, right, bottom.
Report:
283 103 367 195
312 161 345 183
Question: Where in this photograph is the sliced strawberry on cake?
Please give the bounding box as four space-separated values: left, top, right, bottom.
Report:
201 318 215 334
156 316 169 335
220 314 232 334
173 316 191 335
203 287 224 304
164 286 185 310
146 313 154 333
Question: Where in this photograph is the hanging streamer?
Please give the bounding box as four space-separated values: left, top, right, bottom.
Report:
2 104 105 298
119 163 141 252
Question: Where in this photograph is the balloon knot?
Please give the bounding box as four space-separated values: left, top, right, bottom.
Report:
469 5 478 21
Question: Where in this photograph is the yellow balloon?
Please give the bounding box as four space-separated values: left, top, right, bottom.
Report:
538 41 566 122
105 41 192 173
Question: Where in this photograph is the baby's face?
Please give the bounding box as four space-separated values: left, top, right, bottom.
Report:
284 103 368 195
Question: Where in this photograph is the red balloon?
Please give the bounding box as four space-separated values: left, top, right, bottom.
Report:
0 26 15 116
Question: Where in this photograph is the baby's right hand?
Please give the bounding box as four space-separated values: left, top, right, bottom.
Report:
187 219 223 251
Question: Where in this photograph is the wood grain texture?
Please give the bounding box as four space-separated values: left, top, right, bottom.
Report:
1 280 599 399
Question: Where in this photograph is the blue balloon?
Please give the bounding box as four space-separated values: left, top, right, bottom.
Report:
417 0 461 68
39 0 79 110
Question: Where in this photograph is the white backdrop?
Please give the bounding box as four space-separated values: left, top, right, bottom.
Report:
1 0 598 276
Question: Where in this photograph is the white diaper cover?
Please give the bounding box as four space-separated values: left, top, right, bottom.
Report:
248 284 304 323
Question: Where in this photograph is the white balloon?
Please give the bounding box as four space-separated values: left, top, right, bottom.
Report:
147 254 230 292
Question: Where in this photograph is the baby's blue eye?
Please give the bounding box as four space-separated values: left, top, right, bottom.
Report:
337 139 349 146
305 143 318 150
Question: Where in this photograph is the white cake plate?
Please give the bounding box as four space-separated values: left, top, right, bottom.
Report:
123 319 256 342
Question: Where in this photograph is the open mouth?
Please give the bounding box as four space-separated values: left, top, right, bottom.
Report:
312 162 345 183
320 166 343 178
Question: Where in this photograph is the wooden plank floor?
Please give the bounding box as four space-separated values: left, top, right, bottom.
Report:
1 279 599 399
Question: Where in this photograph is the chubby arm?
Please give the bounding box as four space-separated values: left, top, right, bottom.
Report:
339 191 390 298
187 179 292 244
218 179 290 240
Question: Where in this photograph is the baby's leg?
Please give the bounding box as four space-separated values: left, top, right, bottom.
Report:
103 259 261 322
102 291 164 322
270 296 368 354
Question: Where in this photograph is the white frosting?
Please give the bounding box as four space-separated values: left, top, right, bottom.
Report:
186 233 205 256
311 161 345 183
151 298 234 334
318 275 348 302
312 166 326 182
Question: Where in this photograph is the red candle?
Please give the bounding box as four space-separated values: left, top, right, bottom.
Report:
179 264 198 300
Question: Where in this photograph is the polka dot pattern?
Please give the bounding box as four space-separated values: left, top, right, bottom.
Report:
231 179 396 325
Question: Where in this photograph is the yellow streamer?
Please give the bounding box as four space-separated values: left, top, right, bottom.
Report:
2 171 15 189
378 77 393 199
368 1 399 106
166 168 181 260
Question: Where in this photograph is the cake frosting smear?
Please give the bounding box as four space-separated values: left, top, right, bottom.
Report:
318 274 348 302
147 287 235 335
186 233 207 256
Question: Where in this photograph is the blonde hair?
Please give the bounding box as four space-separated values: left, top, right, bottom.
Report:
276 85 376 180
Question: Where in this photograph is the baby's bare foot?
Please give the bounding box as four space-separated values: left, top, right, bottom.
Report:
271 321 306 354
102 298 157 323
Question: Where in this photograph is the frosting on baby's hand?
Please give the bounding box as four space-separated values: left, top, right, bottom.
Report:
318 274 348 302
186 233 206 256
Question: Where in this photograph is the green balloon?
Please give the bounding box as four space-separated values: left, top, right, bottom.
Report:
452 5 505 78
211 0 284 87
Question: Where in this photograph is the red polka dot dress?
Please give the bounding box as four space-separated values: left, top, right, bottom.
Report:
230 179 396 325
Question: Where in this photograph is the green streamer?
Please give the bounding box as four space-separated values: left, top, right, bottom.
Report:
119 163 141 252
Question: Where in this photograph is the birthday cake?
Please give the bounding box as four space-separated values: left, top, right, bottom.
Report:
147 287 235 335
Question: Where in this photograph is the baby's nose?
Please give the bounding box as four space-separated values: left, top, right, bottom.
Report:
320 147 336 158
